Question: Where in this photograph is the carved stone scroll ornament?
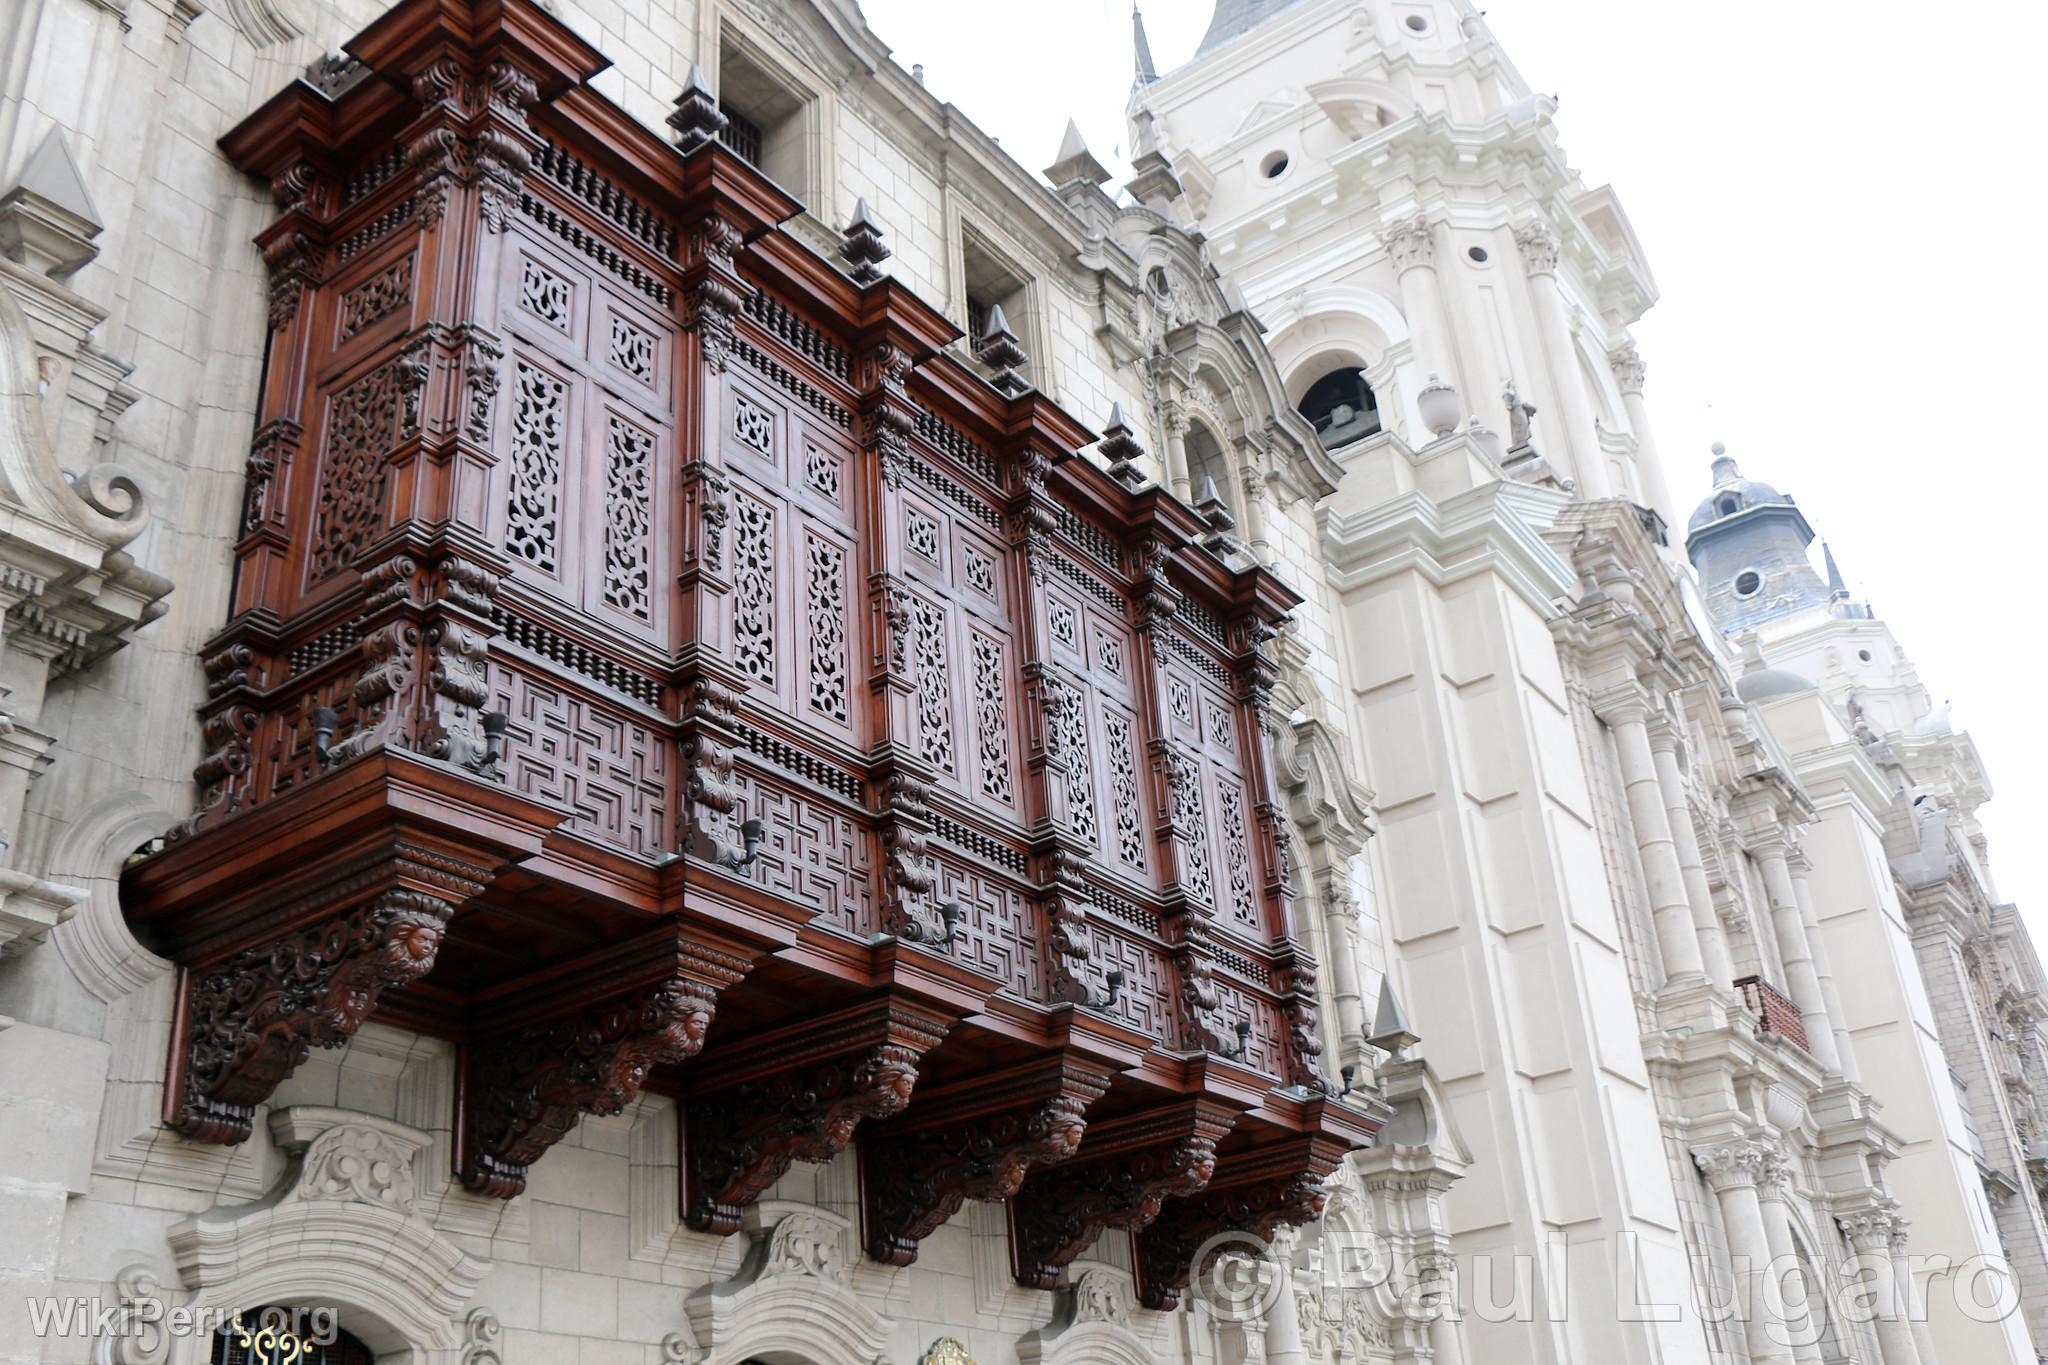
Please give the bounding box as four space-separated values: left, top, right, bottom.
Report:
172 889 459 1143
1009 1100 1238 1290
684 1002 949 1236
862 1056 1115 1266
461 970 727 1199
1134 1138 1344 1310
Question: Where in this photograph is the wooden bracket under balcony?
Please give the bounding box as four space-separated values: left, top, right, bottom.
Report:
1007 1097 1241 1290
457 918 753 1198
1133 1130 1353 1310
681 995 955 1236
124 750 566 1144
859 1051 1120 1267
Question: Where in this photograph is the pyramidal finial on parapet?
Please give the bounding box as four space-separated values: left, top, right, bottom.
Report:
839 197 891 286
668 65 728 153
975 304 1032 398
1044 117 1111 189
1195 475 1235 531
1368 974 1421 1060
0 128 103 280
1098 403 1148 489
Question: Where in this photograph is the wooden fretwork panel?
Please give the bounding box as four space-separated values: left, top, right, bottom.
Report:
491 659 672 855
721 377 864 749
493 230 675 644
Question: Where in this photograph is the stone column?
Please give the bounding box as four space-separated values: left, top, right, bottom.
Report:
1696 1144 1797 1365
1753 832 1843 1072
1513 222 1610 498
1162 398 1192 503
1608 342 1677 531
1890 1212 1941 1365
1238 459 1275 567
1789 851 1860 1084
1600 689 1707 983
1319 875 1370 1076
1756 1154 1825 1364
1648 717 1735 990
1263 1250 1310 1365
1380 215 1461 403
1839 1205 1925 1365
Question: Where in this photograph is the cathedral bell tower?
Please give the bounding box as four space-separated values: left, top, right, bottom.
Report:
1684 444 1833 632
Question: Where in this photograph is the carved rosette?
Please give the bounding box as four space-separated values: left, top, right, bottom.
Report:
862 1057 1114 1266
681 214 749 373
462 977 722 1198
684 1003 949 1236
1134 1139 1343 1310
174 888 461 1143
1009 1101 1237 1290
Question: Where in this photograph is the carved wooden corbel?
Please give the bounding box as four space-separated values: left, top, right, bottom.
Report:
1133 1134 1346 1309
861 1054 1116 1266
683 997 950 1236
171 884 470 1143
1009 1098 1237 1290
459 922 747 1198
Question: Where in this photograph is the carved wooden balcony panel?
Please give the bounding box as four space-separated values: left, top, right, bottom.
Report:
118 0 1377 1283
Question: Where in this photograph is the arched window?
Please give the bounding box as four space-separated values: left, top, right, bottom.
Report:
212 1310 374 1365
1296 366 1380 448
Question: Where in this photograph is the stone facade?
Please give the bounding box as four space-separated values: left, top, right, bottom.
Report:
0 2 2040 1365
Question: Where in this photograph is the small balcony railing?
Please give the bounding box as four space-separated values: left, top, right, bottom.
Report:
1735 975 1811 1052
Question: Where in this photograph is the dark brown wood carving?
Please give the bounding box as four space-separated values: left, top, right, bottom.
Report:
683 998 950 1235
1134 1131 1351 1310
459 921 746 1197
122 0 1376 1248
861 1053 1117 1266
1009 1099 1239 1290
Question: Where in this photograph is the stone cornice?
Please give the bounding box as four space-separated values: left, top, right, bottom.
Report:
1320 465 1577 621
1782 737 1898 831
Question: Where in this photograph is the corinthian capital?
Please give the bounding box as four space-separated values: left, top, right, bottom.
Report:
1692 1141 1766 1193
1379 213 1436 273
1608 343 1647 395
1514 221 1560 276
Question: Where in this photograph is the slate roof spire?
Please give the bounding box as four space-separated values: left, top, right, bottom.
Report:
1133 5 1159 85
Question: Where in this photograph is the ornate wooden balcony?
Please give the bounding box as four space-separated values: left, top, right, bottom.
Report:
120 0 1376 1285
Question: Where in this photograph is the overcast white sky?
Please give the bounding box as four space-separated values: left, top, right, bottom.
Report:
863 0 2048 940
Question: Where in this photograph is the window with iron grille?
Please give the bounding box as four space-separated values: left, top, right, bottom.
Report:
716 42 809 197
718 104 763 167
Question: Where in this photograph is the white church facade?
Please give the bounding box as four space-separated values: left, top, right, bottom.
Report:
0 1 2042 1364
